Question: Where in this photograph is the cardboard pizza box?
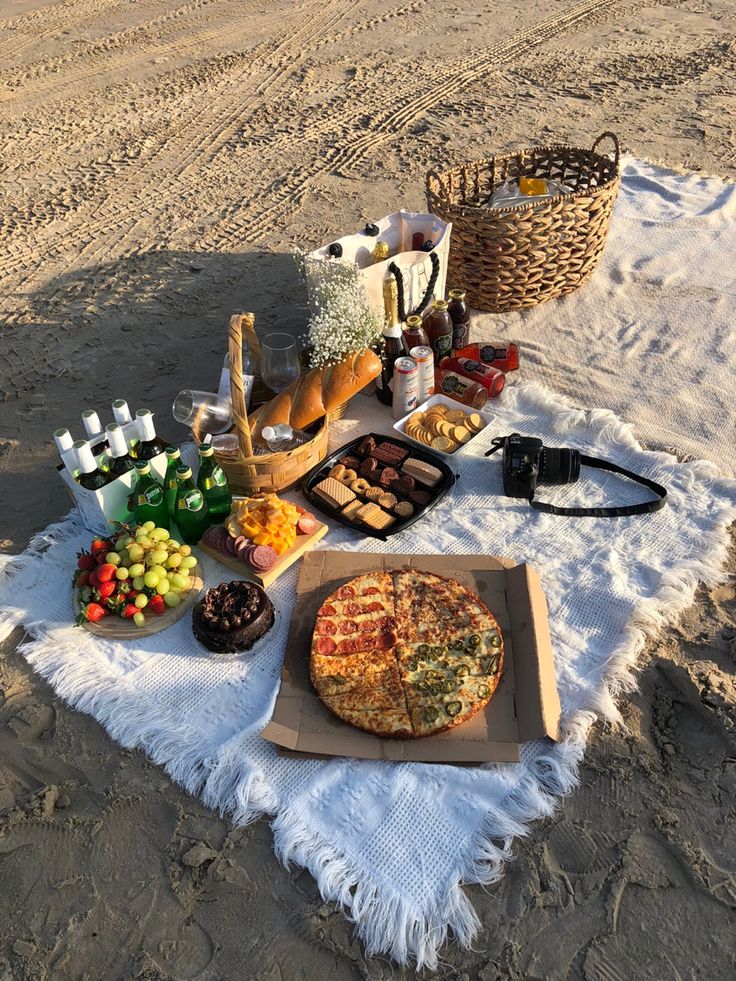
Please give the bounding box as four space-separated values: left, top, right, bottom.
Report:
260 551 561 764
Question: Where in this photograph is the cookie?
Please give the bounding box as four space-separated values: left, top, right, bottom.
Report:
378 492 397 509
379 466 400 487
349 478 371 494
341 468 358 484
394 500 414 518
364 486 383 501
328 464 346 481
356 502 395 530
466 413 485 433
357 435 377 457
313 477 356 509
391 474 415 496
359 457 379 477
410 489 432 507
339 455 360 469
341 499 364 521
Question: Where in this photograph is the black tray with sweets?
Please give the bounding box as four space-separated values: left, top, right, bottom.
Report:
301 432 457 540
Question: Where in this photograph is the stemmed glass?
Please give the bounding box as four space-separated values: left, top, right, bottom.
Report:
260 332 300 393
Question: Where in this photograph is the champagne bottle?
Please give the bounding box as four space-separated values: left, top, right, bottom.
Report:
164 446 181 518
174 465 210 545
196 444 232 524
106 423 135 477
375 278 405 406
135 409 167 460
82 409 103 441
54 428 78 473
73 440 108 490
111 399 132 425
132 461 169 529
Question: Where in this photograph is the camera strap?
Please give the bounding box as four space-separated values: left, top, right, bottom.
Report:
529 455 667 517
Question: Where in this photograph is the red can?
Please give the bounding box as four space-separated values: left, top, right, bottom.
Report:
439 356 505 398
454 342 519 373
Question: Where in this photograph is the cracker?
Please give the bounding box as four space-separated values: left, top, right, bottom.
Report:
378 492 397 509
452 425 470 442
341 499 363 521
364 486 383 501
431 435 454 451
466 413 485 432
445 409 466 423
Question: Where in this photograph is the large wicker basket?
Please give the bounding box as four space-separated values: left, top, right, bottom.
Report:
192 313 328 495
425 132 620 313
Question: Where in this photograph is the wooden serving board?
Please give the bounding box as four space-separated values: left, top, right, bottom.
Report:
74 564 204 639
197 521 328 588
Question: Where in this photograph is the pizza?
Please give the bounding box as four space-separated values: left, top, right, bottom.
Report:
309 570 504 738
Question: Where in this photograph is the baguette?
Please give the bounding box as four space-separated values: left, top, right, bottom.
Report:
249 349 381 439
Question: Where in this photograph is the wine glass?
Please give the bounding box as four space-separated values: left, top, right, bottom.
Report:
260 332 300 393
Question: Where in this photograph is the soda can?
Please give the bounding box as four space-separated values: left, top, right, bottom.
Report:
392 357 418 420
409 345 435 403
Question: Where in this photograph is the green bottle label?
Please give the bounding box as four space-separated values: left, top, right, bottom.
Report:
143 486 164 506
200 477 216 491
214 468 227 486
178 489 204 511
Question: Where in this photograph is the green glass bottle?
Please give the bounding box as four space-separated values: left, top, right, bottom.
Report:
132 460 169 530
164 446 181 518
174 465 210 545
73 440 108 490
196 444 232 524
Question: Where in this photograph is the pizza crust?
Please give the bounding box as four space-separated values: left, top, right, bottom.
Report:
310 569 504 739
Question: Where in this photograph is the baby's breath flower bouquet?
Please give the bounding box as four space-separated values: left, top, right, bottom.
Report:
294 249 383 369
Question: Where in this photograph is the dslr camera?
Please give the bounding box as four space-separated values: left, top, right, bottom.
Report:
486 433 667 518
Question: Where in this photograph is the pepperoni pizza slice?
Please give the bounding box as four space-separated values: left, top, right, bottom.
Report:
311 572 399 659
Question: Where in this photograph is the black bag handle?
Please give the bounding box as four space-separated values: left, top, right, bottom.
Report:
388 252 440 322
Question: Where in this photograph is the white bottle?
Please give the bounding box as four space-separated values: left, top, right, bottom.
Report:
82 409 103 440
53 428 79 473
111 399 132 425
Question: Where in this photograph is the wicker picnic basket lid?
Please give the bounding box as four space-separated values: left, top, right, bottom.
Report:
191 313 328 495
425 132 621 313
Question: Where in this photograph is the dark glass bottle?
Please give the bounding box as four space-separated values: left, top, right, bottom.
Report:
106 423 135 478
132 461 169 529
174 465 210 545
402 314 429 350
134 409 167 460
423 299 453 366
73 440 108 490
375 279 406 406
447 289 471 353
197 445 232 524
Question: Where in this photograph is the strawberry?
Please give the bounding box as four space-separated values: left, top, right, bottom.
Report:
97 564 117 583
88 570 100 588
148 594 166 615
123 603 138 619
90 538 110 561
97 581 116 601
77 552 96 571
74 570 90 588
79 602 107 624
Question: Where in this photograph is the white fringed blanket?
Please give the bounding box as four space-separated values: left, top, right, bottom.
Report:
1 380 734 969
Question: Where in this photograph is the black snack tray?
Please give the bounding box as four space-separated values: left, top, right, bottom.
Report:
301 432 458 540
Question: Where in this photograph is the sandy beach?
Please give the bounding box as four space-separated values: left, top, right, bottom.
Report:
1 0 735 977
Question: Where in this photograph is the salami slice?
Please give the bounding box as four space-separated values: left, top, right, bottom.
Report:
345 601 362 616
315 619 337 635
315 636 337 655
297 512 318 535
358 620 374 632
336 585 356 600
362 587 380 596
364 601 384 613
249 545 278 572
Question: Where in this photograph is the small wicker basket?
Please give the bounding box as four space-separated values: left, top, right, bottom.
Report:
191 313 328 495
425 132 621 313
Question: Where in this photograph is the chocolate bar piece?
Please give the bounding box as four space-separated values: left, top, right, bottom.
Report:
410 489 432 507
356 435 377 457
401 457 442 488
371 441 408 466
339 455 361 469
391 474 415 497
359 457 379 478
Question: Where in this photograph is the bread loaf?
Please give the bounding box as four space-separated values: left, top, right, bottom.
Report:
249 349 381 439
250 350 381 438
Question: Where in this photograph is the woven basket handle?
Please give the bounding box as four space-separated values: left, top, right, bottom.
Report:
425 168 449 201
228 313 255 466
592 132 620 170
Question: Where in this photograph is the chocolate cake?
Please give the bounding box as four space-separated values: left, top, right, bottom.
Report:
193 580 275 654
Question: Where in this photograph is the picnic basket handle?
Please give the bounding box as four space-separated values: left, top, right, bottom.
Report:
228 313 255 464
389 252 440 322
592 132 620 169
425 168 449 202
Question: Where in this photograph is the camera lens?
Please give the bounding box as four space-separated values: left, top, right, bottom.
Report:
539 447 581 485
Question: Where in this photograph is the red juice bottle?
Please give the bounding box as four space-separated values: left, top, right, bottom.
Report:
439 356 505 398
455 342 519 373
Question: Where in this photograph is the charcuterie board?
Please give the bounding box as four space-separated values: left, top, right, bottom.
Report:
197 522 328 588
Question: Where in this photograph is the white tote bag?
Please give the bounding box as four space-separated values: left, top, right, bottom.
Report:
305 210 452 320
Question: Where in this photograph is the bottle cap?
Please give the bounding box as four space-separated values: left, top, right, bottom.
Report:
176 465 192 480
198 444 214 457
328 242 343 258
105 423 128 459
405 315 423 328
448 289 466 300
135 408 156 442
165 446 180 459
53 428 73 452
433 299 449 311
134 460 151 474
82 409 102 438
72 440 97 474
364 222 380 236
373 241 390 261
111 399 132 425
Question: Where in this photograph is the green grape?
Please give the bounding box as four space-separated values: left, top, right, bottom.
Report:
105 551 121 566
115 567 129 581
166 553 182 569
143 570 160 589
180 556 197 570
150 548 168 565
135 536 151 547
170 573 188 591
115 538 129 553
133 611 146 627
134 594 148 609
129 563 145 578
127 544 144 562
168 539 181 550
179 544 192 557
155 578 170 595
152 527 170 541
132 576 145 591
151 565 167 578
164 592 180 608
142 521 156 532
